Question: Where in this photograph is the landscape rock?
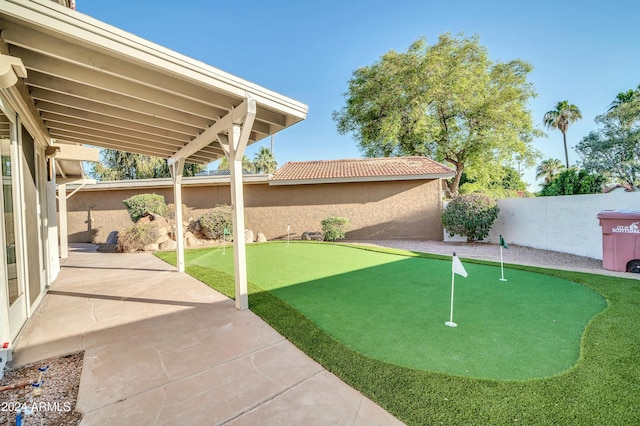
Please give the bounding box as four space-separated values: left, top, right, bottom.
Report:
143 243 159 252
256 231 267 243
245 229 255 243
159 239 177 251
106 230 119 245
185 231 197 247
301 231 324 241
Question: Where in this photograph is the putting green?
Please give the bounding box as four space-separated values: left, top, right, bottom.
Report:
187 242 606 380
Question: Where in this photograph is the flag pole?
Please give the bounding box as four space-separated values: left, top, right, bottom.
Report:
445 252 458 328
499 235 508 281
499 245 506 281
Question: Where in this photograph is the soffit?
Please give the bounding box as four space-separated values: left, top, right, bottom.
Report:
0 0 307 165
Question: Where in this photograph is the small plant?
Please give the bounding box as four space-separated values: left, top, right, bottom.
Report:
442 194 500 242
122 193 167 223
199 204 233 239
321 217 349 242
118 222 160 252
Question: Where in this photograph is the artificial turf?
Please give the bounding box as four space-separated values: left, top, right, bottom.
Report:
155 242 640 425
161 242 604 380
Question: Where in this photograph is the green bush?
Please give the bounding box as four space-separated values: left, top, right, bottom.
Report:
539 168 605 196
122 193 167 223
442 194 500 242
199 204 232 239
118 222 160 252
321 217 349 242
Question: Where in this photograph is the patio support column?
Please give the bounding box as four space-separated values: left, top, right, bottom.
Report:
229 123 249 309
171 159 185 272
58 183 68 259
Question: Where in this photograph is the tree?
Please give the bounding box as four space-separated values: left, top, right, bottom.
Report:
535 158 565 184
458 166 530 198
539 168 605 196
333 33 541 197
576 102 640 191
89 149 204 180
543 100 582 168
607 84 640 127
608 84 640 112
252 146 278 174
216 155 254 173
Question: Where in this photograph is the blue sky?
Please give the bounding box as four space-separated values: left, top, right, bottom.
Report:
77 0 640 189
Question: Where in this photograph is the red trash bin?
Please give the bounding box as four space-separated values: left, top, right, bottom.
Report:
597 210 640 272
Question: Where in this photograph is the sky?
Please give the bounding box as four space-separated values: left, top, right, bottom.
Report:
76 0 640 189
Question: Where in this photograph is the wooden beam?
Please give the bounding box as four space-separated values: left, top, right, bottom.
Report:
168 97 256 166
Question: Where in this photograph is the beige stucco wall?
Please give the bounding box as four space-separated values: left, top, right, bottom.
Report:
64 179 445 243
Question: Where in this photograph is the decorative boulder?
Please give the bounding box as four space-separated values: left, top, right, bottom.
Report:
301 231 324 241
159 239 177 251
106 230 119 245
256 231 267 243
245 229 255 243
185 231 197 247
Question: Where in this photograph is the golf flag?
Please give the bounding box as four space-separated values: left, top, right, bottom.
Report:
287 224 291 233
446 252 466 327
500 235 508 249
452 254 468 277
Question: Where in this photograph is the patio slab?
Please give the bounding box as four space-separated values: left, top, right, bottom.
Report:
11 244 403 425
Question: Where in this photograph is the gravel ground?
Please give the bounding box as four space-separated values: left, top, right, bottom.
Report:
0 352 83 425
348 239 640 279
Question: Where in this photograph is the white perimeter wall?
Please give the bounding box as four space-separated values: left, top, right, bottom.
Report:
445 191 640 260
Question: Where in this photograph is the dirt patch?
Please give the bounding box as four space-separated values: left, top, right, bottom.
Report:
0 351 84 425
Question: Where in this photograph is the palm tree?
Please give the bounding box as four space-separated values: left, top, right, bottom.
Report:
608 84 640 112
252 146 278 174
217 155 254 173
535 158 565 184
543 100 582 168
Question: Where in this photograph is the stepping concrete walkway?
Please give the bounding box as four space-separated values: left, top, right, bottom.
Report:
12 244 403 425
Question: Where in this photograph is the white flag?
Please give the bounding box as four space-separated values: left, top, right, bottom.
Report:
453 255 468 278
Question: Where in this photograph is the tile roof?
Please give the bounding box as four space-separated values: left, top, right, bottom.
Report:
270 156 455 184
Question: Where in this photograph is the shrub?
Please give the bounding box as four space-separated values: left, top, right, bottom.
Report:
442 194 500 242
199 205 233 239
118 222 160 252
321 217 349 242
539 168 605 196
122 193 167 223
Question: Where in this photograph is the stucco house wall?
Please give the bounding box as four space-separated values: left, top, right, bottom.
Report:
64 179 445 243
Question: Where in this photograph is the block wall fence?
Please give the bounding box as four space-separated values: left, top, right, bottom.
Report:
446 190 640 260
63 179 445 244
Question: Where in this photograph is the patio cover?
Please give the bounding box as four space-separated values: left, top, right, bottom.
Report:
0 0 308 309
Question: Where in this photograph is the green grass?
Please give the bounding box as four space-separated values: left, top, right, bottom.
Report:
156 242 640 425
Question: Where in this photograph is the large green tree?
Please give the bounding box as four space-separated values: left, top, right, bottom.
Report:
543 100 582 168
333 33 541 197
576 90 640 190
89 149 204 180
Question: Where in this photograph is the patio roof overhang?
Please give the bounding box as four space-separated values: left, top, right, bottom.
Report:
0 0 307 165
0 0 308 310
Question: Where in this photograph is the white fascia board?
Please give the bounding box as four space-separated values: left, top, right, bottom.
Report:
65 174 270 191
3 0 308 120
269 173 456 186
52 143 99 162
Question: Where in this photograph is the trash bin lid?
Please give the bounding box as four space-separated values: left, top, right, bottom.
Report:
597 209 640 219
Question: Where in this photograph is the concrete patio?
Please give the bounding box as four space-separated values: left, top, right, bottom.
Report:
11 244 403 425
